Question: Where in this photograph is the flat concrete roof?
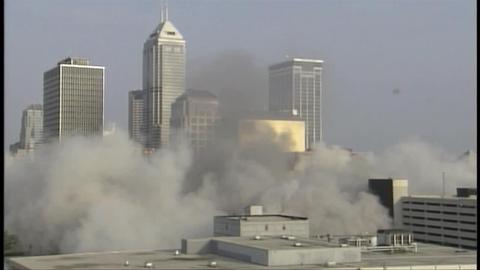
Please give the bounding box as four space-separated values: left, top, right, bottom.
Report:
7 242 476 269
214 235 340 250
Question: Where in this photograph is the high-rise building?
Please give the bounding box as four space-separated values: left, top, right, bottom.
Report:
128 90 145 145
43 57 104 143
269 58 323 150
19 104 43 149
368 178 409 228
171 89 218 154
143 7 186 149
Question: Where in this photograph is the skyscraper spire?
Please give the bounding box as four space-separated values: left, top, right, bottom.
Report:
165 1 168 21
160 0 164 22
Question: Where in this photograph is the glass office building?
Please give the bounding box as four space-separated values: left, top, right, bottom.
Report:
43 57 104 142
269 58 323 150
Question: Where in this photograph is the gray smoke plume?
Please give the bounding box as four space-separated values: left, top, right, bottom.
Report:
188 49 268 116
5 127 475 255
5 51 475 255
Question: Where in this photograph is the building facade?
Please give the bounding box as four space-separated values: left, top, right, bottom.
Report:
214 205 310 238
143 11 186 149
400 194 477 249
170 89 218 154
19 104 43 149
368 178 409 228
43 57 104 142
128 90 145 145
269 58 323 150
238 117 306 152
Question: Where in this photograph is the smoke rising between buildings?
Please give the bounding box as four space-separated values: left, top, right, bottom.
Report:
4 128 475 255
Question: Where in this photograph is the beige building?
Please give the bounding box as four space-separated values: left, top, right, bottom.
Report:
143 8 186 149
238 115 306 152
234 112 306 152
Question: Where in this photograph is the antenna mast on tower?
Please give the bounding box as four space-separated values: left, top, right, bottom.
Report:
160 0 164 22
165 0 169 21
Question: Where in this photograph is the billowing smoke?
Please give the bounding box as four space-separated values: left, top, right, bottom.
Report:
5 51 475 255
188 49 267 116
4 133 219 254
5 128 475 255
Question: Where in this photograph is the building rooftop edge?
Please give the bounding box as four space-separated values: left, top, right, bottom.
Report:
215 214 308 220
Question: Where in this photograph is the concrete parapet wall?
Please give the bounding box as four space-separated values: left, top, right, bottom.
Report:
267 247 360 266
181 238 212 254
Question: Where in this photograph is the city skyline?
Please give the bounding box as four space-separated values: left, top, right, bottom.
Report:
4 1 476 263
4 0 476 154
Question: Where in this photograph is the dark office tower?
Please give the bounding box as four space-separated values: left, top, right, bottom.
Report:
269 58 323 150
128 90 145 145
43 57 104 143
143 6 186 150
368 178 409 227
171 90 219 154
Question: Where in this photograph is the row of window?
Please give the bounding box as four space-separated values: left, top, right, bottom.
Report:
402 209 476 216
403 215 477 224
403 201 475 209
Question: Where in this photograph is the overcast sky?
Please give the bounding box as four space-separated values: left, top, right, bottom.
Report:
4 0 476 153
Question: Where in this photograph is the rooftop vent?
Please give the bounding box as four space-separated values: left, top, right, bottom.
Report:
244 205 263 215
325 261 336 266
457 187 477 197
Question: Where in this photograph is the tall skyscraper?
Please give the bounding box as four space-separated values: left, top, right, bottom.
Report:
43 57 104 142
171 89 218 154
128 90 145 145
19 104 43 149
143 7 186 149
269 58 323 150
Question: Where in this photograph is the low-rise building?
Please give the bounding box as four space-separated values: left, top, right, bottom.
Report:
400 190 477 249
213 206 309 237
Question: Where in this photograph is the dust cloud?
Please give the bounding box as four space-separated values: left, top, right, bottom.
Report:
5 129 475 255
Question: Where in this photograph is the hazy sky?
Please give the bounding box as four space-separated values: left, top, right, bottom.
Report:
4 0 476 153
